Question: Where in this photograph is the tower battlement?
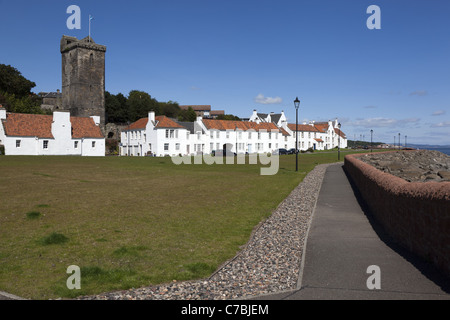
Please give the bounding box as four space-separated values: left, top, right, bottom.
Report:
61 35 106 126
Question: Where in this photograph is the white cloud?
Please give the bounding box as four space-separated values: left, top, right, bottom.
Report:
349 117 420 128
254 93 282 105
432 110 446 116
431 121 450 128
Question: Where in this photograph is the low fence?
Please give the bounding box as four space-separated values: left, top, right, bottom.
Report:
344 152 450 278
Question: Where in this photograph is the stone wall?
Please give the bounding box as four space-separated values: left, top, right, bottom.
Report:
344 151 450 278
61 35 106 126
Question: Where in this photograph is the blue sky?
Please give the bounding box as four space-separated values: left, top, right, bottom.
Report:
1 0 449 145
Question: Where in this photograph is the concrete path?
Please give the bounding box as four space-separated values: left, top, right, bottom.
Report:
257 163 450 300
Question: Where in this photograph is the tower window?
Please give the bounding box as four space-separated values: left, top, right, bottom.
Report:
90 53 93 66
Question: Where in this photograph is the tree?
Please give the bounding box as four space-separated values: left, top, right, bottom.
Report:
0 64 43 114
127 90 159 122
0 64 36 97
105 91 129 123
217 114 241 121
159 101 180 118
178 106 197 122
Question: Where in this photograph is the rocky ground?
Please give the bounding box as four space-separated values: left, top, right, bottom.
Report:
77 163 333 300
358 150 450 182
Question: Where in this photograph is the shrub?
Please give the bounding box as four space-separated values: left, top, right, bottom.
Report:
26 211 41 219
40 232 69 245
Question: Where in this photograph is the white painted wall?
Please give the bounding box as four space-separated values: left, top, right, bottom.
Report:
0 111 105 156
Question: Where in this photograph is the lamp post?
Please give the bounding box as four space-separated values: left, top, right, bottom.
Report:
370 129 373 153
338 123 341 160
294 97 300 172
405 135 407 148
398 133 401 150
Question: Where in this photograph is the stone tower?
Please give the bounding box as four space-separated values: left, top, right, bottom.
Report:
60 35 106 126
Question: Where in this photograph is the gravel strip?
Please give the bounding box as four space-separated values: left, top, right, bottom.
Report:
78 163 334 300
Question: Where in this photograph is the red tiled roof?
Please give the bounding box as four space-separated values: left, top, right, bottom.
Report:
125 116 184 130
70 117 104 138
155 116 184 129
2 113 54 138
125 117 149 130
287 123 319 132
334 128 346 139
279 127 291 136
314 138 324 142
202 119 280 132
1 113 103 139
313 123 329 133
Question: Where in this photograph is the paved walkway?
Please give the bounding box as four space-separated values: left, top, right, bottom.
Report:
258 163 450 300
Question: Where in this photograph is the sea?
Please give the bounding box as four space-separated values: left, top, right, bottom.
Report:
418 146 450 156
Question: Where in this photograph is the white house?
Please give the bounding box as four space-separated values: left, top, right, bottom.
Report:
0 108 105 156
120 112 194 157
120 111 291 156
119 110 348 157
249 109 287 127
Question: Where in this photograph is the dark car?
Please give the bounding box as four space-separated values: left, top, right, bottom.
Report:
287 148 298 154
212 149 236 156
272 148 289 155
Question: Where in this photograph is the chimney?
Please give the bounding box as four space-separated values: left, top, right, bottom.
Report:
90 115 101 126
0 105 6 120
148 111 155 122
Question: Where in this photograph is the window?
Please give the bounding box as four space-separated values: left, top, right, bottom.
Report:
164 143 169 151
170 129 174 138
166 130 169 138
248 132 252 139
16 140 21 148
175 143 180 151
74 141 79 149
210 143 213 150
258 132 261 140
216 131 219 138
43 140 49 149
186 132 190 139
92 141 96 148
226 131 230 139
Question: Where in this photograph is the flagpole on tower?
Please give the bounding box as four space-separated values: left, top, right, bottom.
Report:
89 15 93 42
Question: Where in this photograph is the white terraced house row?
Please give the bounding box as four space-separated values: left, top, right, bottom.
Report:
120 110 347 157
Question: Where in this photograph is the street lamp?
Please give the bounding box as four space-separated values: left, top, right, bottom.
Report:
338 123 341 160
370 129 373 153
398 133 401 150
405 135 407 148
294 97 300 172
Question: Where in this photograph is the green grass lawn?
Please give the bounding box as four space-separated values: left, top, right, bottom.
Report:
0 150 376 299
